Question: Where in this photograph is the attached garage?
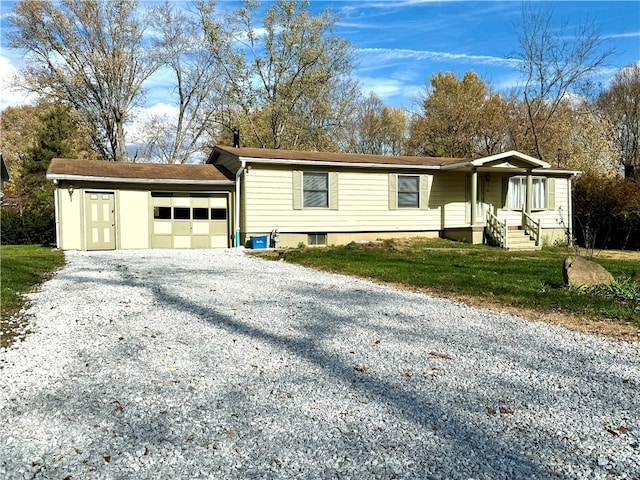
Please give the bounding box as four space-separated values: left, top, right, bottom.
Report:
47 159 235 251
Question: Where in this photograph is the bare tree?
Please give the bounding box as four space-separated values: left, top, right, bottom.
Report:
9 0 158 161
206 0 357 150
513 5 614 162
598 63 640 177
143 1 224 164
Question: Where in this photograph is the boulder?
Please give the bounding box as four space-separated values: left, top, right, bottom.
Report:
563 256 614 288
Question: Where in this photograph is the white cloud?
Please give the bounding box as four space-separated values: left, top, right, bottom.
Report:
126 103 180 143
358 47 520 68
0 55 38 111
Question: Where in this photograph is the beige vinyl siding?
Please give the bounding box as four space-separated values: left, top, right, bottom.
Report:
57 185 83 250
429 173 468 228
243 166 442 233
118 190 150 249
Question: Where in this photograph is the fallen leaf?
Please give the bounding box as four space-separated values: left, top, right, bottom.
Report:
403 371 412 378
374 339 381 345
486 406 496 415
104 455 111 463
64 476 72 480
605 427 620 436
429 351 452 360
499 406 514 415
619 425 628 434
622 378 631 384
353 365 369 372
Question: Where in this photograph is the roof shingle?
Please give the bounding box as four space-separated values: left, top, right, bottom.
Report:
47 158 234 183
212 145 467 167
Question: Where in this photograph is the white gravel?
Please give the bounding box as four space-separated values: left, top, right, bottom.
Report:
1 249 639 480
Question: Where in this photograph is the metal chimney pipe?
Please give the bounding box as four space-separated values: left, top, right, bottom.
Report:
233 129 240 148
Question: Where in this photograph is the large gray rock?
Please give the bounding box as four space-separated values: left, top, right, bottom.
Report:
563 256 614 288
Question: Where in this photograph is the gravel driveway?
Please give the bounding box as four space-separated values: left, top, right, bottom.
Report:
1 249 639 480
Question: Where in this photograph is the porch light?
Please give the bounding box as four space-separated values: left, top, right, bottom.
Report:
68 184 74 197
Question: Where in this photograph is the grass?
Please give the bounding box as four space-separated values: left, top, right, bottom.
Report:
1 245 65 347
270 238 640 329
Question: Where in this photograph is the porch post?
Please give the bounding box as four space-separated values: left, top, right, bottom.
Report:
470 169 478 225
525 171 533 215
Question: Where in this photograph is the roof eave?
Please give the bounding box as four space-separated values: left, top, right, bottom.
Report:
238 156 443 170
46 173 235 185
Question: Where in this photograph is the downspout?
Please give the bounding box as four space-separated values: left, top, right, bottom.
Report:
567 175 574 245
234 160 245 248
53 181 61 249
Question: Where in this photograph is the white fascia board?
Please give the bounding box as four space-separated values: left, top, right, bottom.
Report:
46 173 235 185
472 150 551 168
531 168 581 176
238 156 442 170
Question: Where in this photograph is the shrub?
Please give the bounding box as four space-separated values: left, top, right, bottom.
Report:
1 207 55 245
573 174 640 251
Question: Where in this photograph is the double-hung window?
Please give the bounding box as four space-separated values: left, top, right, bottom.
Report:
303 172 329 208
508 176 548 210
398 175 420 208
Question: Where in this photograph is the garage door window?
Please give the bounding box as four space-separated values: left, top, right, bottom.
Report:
154 207 172 219
193 208 208 220
174 207 191 220
211 208 227 220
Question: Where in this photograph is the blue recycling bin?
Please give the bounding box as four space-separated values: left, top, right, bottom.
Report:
250 235 268 249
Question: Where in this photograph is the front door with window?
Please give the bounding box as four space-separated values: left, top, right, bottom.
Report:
85 192 116 250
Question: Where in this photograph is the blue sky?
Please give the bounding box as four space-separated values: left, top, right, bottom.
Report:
1 0 639 114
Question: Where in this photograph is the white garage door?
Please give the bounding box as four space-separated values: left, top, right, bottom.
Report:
151 193 229 249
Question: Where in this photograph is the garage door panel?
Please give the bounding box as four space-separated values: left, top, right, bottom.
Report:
210 222 227 235
152 194 229 249
191 236 210 248
154 236 172 248
173 222 191 235
154 221 172 235
174 236 191 248
211 236 228 248
192 222 210 235
192 198 209 208
210 197 227 208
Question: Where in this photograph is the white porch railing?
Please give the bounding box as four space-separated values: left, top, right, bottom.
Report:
485 209 507 249
522 209 541 247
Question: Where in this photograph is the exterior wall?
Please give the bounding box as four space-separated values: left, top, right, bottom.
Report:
56 184 83 250
55 180 233 250
269 231 439 248
242 165 449 239
241 165 573 248
430 173 468 228
118 190 150 249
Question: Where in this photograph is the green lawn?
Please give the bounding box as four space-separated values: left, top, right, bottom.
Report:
274 239 640 326
1 245 65 347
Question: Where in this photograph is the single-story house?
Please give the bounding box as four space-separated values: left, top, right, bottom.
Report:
47 146 579 251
